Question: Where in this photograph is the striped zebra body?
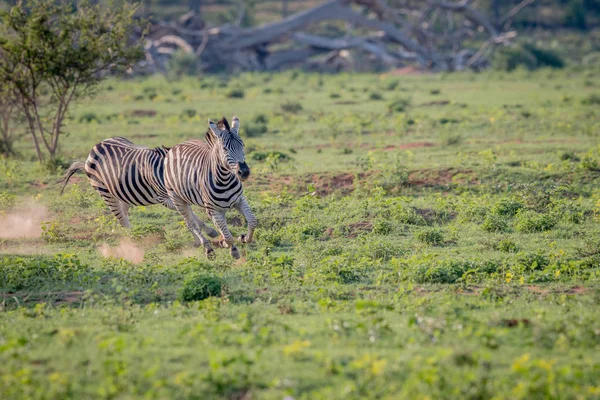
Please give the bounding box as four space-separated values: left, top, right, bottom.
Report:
58 136 219 239
165 116 257 259
85 137 170 208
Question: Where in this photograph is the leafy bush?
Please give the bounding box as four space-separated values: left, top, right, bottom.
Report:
388 98 411 113
245 121 268 137
416 228 445 246
226 88 245 99
515 211 557 233
403 259 502 284
251 151 292 162
494 44 564 71
581 93 600 106
522 44 565 69
516 252 550 271
281 101 303 113
179 270 223 302
494 46 538 71
492 198 523 217
496 238 519 253
369 92 383 101
78 112 100 124
482 214 509 233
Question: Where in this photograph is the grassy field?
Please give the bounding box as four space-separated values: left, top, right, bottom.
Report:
1 68 600 399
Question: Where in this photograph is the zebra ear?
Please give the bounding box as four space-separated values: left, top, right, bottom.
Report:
208 119 224 138
231 115 240 136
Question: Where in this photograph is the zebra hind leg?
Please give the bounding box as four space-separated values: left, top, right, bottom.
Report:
96 189 131 228
171 196 215 259
209 210 240 260
162 198 219 239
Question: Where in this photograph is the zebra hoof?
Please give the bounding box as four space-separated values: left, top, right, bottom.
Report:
205 248 216 260
238 234 251 244
212 240 226 248
206 228 219 238
230 247 240 260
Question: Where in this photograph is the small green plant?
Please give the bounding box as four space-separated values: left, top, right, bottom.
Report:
245 121 268 138
281 101 303 113
179 270 223 302
416 228 445 246
482 214 509 233
373 219 393 235
180 109 197 118
78 112 100 124
581 93 600 106
251 151 292 162
41 221 69 243
388 98 411 113
515 211 557 233
226 88 245 99
495 238 519 253
369 92 383 101
492 198 523 217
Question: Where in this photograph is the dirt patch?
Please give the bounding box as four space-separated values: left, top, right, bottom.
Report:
420 100 450 107
389 142 436 150
567 286 586 295
500 318 531 328
345 221 373 238
0 201 48 239
387 66 427 76
334 100 358 105
129 109 157 118
311 172 357 195
408 168 478 187
98 238 144 263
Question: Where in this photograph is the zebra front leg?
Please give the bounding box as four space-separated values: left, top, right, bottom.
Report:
234 197 257 244
171 197 215 259
209 210 240 260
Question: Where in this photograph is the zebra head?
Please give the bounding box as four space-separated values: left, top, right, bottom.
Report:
207 116 250 181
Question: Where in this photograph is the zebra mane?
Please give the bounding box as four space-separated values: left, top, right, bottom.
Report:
205 117 230 147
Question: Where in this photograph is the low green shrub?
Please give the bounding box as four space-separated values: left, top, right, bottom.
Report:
226 88 245 99
515 211 557 233
482 214 509 233
281 101 303 113
179 270 223 302
388 98 411 113
416 228 445 246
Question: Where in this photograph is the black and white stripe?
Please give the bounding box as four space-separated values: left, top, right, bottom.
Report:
58 136 218 239
164 116 257 259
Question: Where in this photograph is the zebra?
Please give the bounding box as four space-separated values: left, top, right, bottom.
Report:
164 116 257 259
57 136 219 240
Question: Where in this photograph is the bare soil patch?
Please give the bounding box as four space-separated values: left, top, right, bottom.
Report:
0 201 48 239
420 100 450 107
390 142 436 150
129 109 157 118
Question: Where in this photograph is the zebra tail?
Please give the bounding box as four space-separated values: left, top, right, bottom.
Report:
56 161 86 195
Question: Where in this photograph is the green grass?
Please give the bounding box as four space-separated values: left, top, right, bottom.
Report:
1 68 600 399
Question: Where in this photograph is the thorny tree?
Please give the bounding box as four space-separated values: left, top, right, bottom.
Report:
0 0 146 162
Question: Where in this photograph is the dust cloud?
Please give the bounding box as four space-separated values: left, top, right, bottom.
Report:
99 238 145 263
0 202 48 238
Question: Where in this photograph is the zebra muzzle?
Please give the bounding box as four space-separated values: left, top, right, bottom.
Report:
237 162 250 181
